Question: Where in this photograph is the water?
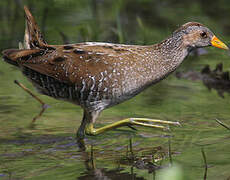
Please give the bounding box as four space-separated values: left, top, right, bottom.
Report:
0 1 230 179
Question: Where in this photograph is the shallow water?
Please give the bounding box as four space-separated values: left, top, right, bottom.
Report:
0 1 230 180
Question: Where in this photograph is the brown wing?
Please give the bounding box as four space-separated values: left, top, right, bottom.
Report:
18 43 145 85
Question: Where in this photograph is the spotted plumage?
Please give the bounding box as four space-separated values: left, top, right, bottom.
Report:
2 6 228 142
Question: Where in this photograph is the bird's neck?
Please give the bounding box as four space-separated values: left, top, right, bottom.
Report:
145 35 189 85
160 34 189 61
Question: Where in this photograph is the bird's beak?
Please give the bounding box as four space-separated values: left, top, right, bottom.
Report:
211 36 229 50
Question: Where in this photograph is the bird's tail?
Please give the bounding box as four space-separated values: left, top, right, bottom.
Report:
23 6 47 49
2 6 48 66
2 49 42 67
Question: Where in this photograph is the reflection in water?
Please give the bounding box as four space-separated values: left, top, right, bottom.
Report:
78 139 169 180
0 135 173 179
79 167 145 180
79 146 146 180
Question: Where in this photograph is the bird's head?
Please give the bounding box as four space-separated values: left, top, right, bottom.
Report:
173 22 228 50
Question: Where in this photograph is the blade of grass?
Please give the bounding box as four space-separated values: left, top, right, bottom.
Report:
215 118 230 131
201 148 207 180
168 137 173 165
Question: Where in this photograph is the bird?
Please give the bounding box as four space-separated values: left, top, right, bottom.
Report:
2 6 229 142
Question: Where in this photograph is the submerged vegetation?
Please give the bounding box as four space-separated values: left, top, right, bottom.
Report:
0 0 230 179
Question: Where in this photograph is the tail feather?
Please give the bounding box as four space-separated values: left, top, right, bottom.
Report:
2 6 48 67
2 49 20 67
2 49 42 67
23 6 47 49
1 6 51 67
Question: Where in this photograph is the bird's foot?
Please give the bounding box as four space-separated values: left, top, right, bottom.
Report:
127 118 181 131
84 118 181 136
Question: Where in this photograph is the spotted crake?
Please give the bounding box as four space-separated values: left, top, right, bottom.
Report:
2 6 228 145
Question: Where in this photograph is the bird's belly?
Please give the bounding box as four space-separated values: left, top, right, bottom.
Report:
21 67 120 110
21 67 149 112
22 67 81 104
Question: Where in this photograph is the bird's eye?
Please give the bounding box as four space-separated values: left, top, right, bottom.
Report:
200 32 207 38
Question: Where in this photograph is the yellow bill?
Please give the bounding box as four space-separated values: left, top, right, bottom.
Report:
211 36 229 50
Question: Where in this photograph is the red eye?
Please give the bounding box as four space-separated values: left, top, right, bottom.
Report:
200 32 207 38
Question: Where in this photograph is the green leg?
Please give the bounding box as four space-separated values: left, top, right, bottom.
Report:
85 117 181 136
